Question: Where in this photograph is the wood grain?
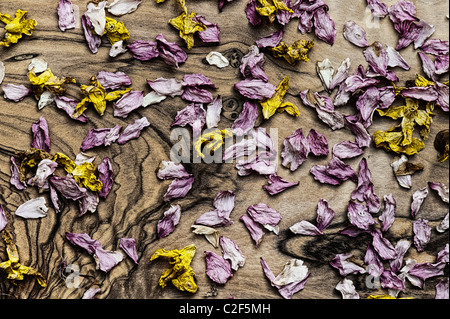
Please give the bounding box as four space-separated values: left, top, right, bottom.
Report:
0 0 448 299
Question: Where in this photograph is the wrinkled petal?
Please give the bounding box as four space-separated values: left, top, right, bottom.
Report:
205 51 229 68
386 46 410 70
98 157 114 199
333 141 365 159
307 129 329 156
163 177 194 202
204 251 232 284
106 0 142 16
330 253 366 276
157 205 181 238
366 0 388 18
84 1 107 35
247 203 282 232
418 51 438 82
380 270 405 291
0 61 5 85
379 194 396 232
0 205 7 232
413 218 431 252
80 125 122 151
191 225 220 247
299 90 345 130
436 213 449 233
389 239 411 274
30 117 51 152
220 236 245 271
428 182 449 203
281 128 309 171
290 220 323 236
9 157 26 190
147 77 183 97
240 45 268 81
410 187 428 218
213 190 235 218
128 40 159 61
351 158 380 214
316 198 335 231
54 95 89 123
347 200 376 231
117 116 150 144
245 0 262 26
408 261 446 281
336 278 360 299
310 156 357 185
343 20 369 48
2 84 32 102
262 174 299 195
231 100 259 136
192 15 220 44
234 79 276 100
96 71 131 90
49 175 87 201
260 76 300 119
329 58 351 91
256 29 284 49
313 7 335 45
57 0 76 31
14 197 48 219
156 33 188 68
81 14 102 54
157 160 191 180
240 214 264 246
371 229 397 260
365 244 384 277
27 159 57 190
113 90 144 118
171 103 206 138
435 278 449 299
182 86 213 104
236 153 277 176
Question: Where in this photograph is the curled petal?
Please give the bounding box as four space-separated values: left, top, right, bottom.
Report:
117 116 150 144
262 174 299 196
313 7 336 45
231 100 259 136
157 205 181 238
113 90 144 118
347 200 375 231
336 278 360 299
330 253 366 276
234 79 276 100
163 177 194 202
428 182 449 203
14 197 48 219
343 20 369 48
220 236 246 271
247 203 282 230
413 218 431 252
204 251 232 284
98 157 114 199
157 160 191 180
147 77 183 97
410 187 428 218
240 214 264 246
281 128 310 171
290 220 323 236
128 40 159 61
106 0 142 16
379 194 396 232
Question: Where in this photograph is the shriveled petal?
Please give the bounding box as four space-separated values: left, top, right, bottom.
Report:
262 174 299 195
380 270 405 291
231 101 259 136
333 141 365 159
347 200 376 231
240 45 268 81
379 194 396 232
31 117 51 152
330 253 366 276
343 20 369 48
10 156 27 190
418 51 438 82
94 247 123 273
54 95 89 123
410 187 428 218
113 90 144 118
0 205 7 232
181 86 213 104
247 203 282 230
371 229 397 260
389 239 411 274
157 160 191 180
307 129 329 156
98 157 114 199
220 236 245 271
313 7 336 45
281 128 310 171
27 159 57 190
80 125 122 151
336 279 360 299
147 77 183 97
435 278 449 299
428 182 449 203
163 177 194 202
408 261 446 281
245 0 262 26
128 40 159 61
329 58 351 91
290 220 323 236
15 197 48 219
2 84 32 102
156 33 188 68
310 156 357 185
299 90 345 130
351 158 380 214
234 79 276 100
413 218 431 252
256 29 284 49
157 205 181 238
57 0 76 31
49 175 87 201
84 1 107 35
117 116 150 144
213 190 235 218
236 153 277 176
193 15 220 43
316 58 334 91
386 46 410 70
316 198 335 231
81 14 102 54
96 71 131 90
191 225 220 247
0 62 5 85
171 103 206 138
366 0 388 18
240 214 264 246
436 213 449 233
204 251 232 284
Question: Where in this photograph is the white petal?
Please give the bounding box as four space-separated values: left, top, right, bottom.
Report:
142 91 166 107
15 197 48 219
206 51 229 68
28 58 48 74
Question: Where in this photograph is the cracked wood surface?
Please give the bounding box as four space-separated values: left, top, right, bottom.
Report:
0 0 448 299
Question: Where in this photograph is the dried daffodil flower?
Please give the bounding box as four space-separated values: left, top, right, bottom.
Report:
255 0 293 23
150 244 198 293
0 230 46 287
104 17 130 45
28 68 76 98
271 39 314 65
260 76 300 120
194 128 233 159
0 9 37 47
373 98 434 156
169 12 206 50
73 76 132 118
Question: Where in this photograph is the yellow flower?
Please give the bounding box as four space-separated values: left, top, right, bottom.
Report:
0 230 47 287
260 76 300 120
28 68 76 98
73 76 132 118
104 17 130 45
169 12 206 50
150 244 198 293
194 129 233 159
256 0 294 23
0 9 37 47
271 39 314 65
414 74 434 88
71 162 103 192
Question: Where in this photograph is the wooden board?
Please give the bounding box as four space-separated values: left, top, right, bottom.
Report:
0 0 448 299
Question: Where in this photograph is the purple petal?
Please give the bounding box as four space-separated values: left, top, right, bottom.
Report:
364 244 384 277
2 84 32 102
262 174 299 196
296 10 314 34
80 125 122 151
147 77 183 97
117 116 150 144
386 46 410 70
98 157 114 199
0 205 7 232
239 45 268 81
256 30 284 49
193 15 220 43
119 237 139 264
351 158 381 214
10 157 27 190
290 220 323 236
435 278 449 299
437 244 448 264
400 86 439 102
49 175 87 200
113 90 144 118
247 203 282 230
281 128 310 171
388 0 419 24
93 247 123 273
240 214 264 246
413 20 435 50
347 200 376 230
313 7 336 45
157 204 181 238
14 197 48 219
78 190 99 216
371 229 397 260
330 253 366 276
54 95 89 123
363 41 389 77
245 0 262 26
411 187 428 218
408 261 446 281
435 55 449 75
343 20 369 48
31 117 51 152
205 251 233 284
223 138 256 162
332 141 365 159
344 116 371 148
316 198 335 231
418 51 438 82
171 103 206 138
66 232 101 255
344 74 379 93
428 182 449 203
128 40 159 61
206 96 222 129
413 218 432 252
437 213 449 233
181 86 214 104
58 0 76 31
157 161 191 180
355 86 381 128
195 210 233 228
163 177 194 202
234 79 276 100
96 71 132 90
389 239 411 274
435 82 449 112
182 73 217 88
220 236 245 271
213 190 235 218
156 33 187 68
81 14 102 54
329 58 351 91
366 0 388 18
380 270 405 291
307 129 329 157
310 156 357 185
379 194 396 232
421 39 449 55
235 153 277 176
299 90 345 130
231 100 259 136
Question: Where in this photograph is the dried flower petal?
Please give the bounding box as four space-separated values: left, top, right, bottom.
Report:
310 156 357 185
49 175 87 201
271 39 314 65
163 177 194 202
240 45 268 81
195 191 235 227
332 141 365 160
156 33 188 68
247 203 282 233
2 84 32 102
262 174 299 195
371 229 397 260
299 90 345 130
232 101 259 136
245 0 262 26
191 225 219 247
27 159 58 190
351 158 380 214
14 197 48 219
58 0 76 31
260 76 300 120
80 125 122 151
98 157 114 199
157 161 191 180
117 116 150 144
157 205 181 238
96 71 131 90
106 0 142 16
113 90 144 118
290 220 323 236
30 117 51 152
192 15 220 44
0 9 37 47
256 29 284 49
205 251 233 284
343 20 369 48
168 11 206 50
128 40 159 61
234 79 276 100
147 77 183 97
172 103 206 138
379 194 396 232
0 61 5 85
336 278 360 299
413 218 431 252
330 253 366 276
347 200 376 231
205 51 229 68
366 0 388 18
435 278 449 299
240 214 264 246
219 236 245 271
313 7 335 45
428 182 449 203
411 187 428 218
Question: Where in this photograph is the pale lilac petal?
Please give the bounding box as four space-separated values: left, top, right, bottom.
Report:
411 187 428 218
206 96 222 129
344 116 371 148
245 0 261 26
49 175 87 201
80 125 122 151
78 190 99 216
117 117 150 144
356 87 381 128
128 40 159 61
156 33 187 68
147 77 183 97
343 20 369 48
379 194 396 232
163 177 194 202
113 90 144 118
58 0 76 31
182 73 217 88
380 270 405 291
344 74 380 93
366 0 388 18
81 14 102 54
389 239 411 274
435 82 449 112
313 7 336 45
371 229 397 260
290 220 323 236
194 16 220 43
435 278 449 299
9 157 27 190
171 103 206 137
437 244 448 264
299 90 345 130
31 117 51 152
365 244 384 277
437 213 449 233
234 79 276 100
93 247 123 273
98 157 114 199
54 95 89 123
400 86 439 102
247 203 282 229
205 251 232 284
336 279 360 299
330 253 366 276
106 0 142 16
236 153 277 176
240 214 264 246
296 10 314 34
408 261 446 281
333 141 365 159
418 51 438 82
65 232 101 255
435 55 449 75
256 30 284 49
82 287 101 299
316 198 335 231
364 41 389 78
15 197 48 219
96 71 132 90
388 0 418 24
2 84 32 102
310 156 357 185
213 191 235 219
0 205 7 232
386 46 410 70
0 62 4 85
240 45 268 81
421 39 449 55
351 158 380 214
231 101 258 136
157 161 191 180
413 218 432 252
262 174 299 196
281 128 310 171
413 20 436 50
157 205 181 238
181 86 214 104
428 182 449 203
27 159 58 190
220 236 245 271
223 138 256 162
307 129 329 157
329 58 351 91
195 210 233 227
347 200 376 231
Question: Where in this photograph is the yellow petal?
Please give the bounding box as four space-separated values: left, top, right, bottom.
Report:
414 74 434 87
169 12 206 50
260 76 300 119
52 152 76 173
271 40 314 65
104 17 130 45
71 162 103 192
0 9 36 47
